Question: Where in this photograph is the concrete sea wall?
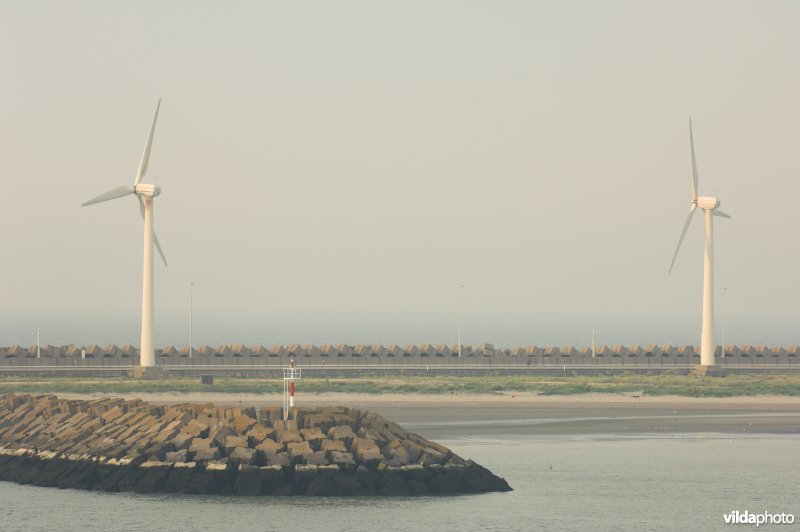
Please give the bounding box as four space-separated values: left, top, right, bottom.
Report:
2 343 798 366
0 394 511 496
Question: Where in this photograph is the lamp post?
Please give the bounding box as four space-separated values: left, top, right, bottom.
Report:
721 287 727 360
37 328 41 359
458 284 464 358
189 281 195 358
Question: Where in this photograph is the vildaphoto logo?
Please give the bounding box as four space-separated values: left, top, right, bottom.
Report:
724 511 795 526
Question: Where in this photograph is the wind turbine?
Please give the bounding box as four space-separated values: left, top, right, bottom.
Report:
668 118 731 367
82 99 167 368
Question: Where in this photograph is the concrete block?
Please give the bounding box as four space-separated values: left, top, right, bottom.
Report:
328 451 355 467
209 426 235 447
265 452 290 467
303 413 335 432
255 439 284 455
320 439 346 453
306 451 329 466
165 449 188 463
229 446 257 466
382 440 411 465
300 427 326 444
188 437 213 452
180 420 209 438
353 443 383 468
272 419 298 431
224 435 248 453
245 424 273 445
287 441 312 464
327 425 355 442
192 447 221 462
230 415 257 434
276 430 303 444
169 432 194 450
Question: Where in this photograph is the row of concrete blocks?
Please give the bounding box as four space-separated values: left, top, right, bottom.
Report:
3 354 798 369
0 397 407 472
0 394 511 495
0 448 508 495
3 343 800 359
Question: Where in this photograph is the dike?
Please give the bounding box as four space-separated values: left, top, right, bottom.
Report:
0 393 511 496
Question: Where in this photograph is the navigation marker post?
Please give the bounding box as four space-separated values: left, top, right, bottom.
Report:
283 355 301 421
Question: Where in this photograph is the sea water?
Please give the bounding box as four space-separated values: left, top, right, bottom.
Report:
3 310 800 349
1 433 797 531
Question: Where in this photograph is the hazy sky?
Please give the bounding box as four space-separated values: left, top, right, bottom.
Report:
2 1 799 345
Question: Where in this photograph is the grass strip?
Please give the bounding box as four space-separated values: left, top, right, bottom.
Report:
0 374 799 397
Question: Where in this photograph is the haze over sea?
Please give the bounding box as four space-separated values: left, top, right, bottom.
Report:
2 310 798 350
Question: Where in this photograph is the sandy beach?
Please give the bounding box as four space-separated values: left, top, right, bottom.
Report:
54 392 800 438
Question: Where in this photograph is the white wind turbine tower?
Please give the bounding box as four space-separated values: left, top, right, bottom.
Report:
669 118 731 367
82 99 167 368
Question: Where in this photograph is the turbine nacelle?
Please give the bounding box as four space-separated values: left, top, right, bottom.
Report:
695 196 720 210
134 183 162 198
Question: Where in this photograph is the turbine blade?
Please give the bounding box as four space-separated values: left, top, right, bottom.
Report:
153 230 168 266
81 185 134 206
713 209 731 219
689 117 699 201
134 98 161 185
669 204 697 273
137 195 145 219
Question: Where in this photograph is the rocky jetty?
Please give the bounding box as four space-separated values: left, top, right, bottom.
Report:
0 394 511 495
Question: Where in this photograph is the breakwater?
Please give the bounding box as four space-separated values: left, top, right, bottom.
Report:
0 394 511 495
3 343 799 362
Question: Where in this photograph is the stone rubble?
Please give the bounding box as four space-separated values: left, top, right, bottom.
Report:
0 393 511 496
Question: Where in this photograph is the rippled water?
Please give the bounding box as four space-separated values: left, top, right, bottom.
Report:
1 433 798 532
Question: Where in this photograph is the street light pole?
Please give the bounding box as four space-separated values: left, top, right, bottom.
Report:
37 328 40 359
189 282 195 358
458 284 464 358
721 286 727 360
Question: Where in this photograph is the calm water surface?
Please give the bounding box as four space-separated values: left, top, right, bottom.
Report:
5 311 800 349
1 433 798 532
